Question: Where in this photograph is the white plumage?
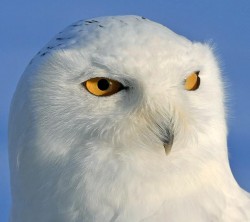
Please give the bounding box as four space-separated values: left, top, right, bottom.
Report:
9 15 250 222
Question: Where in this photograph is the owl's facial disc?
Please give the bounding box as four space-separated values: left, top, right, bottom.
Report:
83 77 177 155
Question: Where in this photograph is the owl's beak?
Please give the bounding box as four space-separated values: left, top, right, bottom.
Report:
150 120 174 155
163 133 174 155
158 128 174 155
164 142 172 155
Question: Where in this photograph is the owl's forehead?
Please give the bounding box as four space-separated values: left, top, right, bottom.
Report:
34 16 204 84
38 16 192 61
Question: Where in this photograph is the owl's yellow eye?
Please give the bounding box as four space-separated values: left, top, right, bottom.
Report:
184 71 200 91
83 77 124 96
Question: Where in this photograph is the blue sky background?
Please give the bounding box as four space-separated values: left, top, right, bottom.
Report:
1 0 250 221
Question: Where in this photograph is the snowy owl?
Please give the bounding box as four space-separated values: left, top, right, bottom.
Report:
9 15 250 222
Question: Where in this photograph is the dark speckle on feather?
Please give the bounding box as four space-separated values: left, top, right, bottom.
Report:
119 20 127 25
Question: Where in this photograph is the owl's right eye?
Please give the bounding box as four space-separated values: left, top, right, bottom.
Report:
184 71 200 91
83 77 125 96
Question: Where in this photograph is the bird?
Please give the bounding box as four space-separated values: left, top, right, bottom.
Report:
8 15 250 222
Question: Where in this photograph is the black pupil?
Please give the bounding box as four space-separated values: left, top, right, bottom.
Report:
97 79 110 91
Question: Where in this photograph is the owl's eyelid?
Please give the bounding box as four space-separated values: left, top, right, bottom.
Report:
194 70 200 75
184 70 200 79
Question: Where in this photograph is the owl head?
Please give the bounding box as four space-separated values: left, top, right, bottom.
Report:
9 16 228 221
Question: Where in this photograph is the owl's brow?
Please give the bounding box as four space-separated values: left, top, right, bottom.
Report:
89 60 133 81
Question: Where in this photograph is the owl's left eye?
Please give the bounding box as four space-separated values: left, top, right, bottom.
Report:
83 77 125 96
